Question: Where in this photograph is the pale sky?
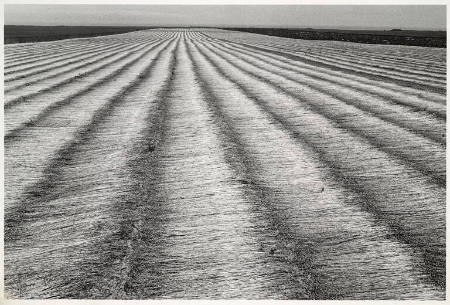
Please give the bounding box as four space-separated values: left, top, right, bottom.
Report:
4 5 447 30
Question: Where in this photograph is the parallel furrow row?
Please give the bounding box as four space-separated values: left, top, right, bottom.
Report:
205 33 446 95
188 35 445 288
198 35 446 142
4 35 160 84
4 30 446 299
194 38 446 185
5 34 180 299
4 38 173 133
186 34 445 298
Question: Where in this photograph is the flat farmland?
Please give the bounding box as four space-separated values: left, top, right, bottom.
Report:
4 29 446 299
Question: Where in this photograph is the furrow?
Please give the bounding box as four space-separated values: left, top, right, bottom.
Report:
4 35 176 221
4 31 168 64
210 35 446 95
5 40 117 72
129 36 280 299
4 34 180 299
259 41 447 83
186 35 445 299
196 39 446 186
189 37 445 288
3 32 159 70
309 50 446 79
4 38 174 138
203 35 447 119
108 38 180 299
279 44 446 75
4 38 165 107
208 31 446 72
3 35 133 62
301 51 446 87
4 28 446 300
5 32 173 82
5 43 82 60
5 36 156 85
4 41 109 66
204 38 446 143
199 32 446 105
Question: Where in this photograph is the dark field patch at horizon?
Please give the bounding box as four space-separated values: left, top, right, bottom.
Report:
5 25 154 44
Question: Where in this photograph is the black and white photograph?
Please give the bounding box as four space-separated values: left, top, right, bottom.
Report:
2 1 447 301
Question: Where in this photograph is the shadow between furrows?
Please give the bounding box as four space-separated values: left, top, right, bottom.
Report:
102 38 181 299
199 35 446 144
206 34 446 96
4 37 167 111
4 38 174 142
187 37 445 290
5 37 158 92
4 37 180 298
5 36 177 230
184 36 343 300
195 38 446 188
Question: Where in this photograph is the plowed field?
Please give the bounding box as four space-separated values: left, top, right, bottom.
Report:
4 29 446 299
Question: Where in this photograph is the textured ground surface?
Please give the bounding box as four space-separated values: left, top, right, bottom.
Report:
4 29 446 299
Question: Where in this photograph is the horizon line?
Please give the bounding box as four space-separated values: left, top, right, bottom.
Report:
4 24 446 31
